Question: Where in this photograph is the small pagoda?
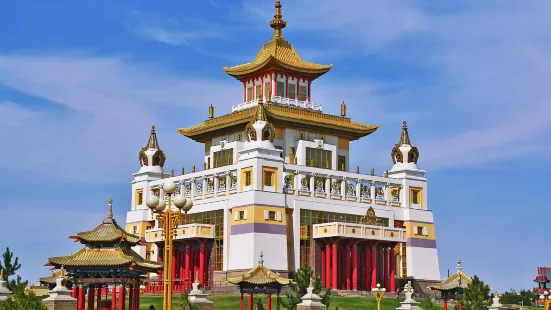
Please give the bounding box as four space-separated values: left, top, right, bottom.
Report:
45 198 162 310
39 268 71 290
428 258 472 310
228 252 291 310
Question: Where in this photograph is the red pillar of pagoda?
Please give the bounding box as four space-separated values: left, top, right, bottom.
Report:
332 242 338 289
345 243 351 290
128 286 134 310
267 293 272 310
383 246 388 289
179 250 184 283
371 245 377 287
111 285 117 310
307 80 311 102
157 247 163 282
78 285 84 310
240 293 244 310
325 244 331 288
72 286 77 298
96 287 101 309
365 243 371 289
443 299 448 310
458 301 463 310
87 285 95 310
118 284 125 310
185 244 191 288
199 242 206 285
352 243 358 290
172 250 177 289
390 245 396 292
321 249 325 286
248 293 253 310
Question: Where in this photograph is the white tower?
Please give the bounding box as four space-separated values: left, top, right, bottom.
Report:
388 121 441 283
125 125 166 260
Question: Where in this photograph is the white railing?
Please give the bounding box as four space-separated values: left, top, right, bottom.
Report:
231 96 323 112
312 222 407 242
145 223 215 243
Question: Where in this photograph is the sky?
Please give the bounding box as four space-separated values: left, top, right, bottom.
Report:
0 0 550 292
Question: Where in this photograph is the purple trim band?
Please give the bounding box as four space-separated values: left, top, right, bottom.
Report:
406 238 437 248
231 223 286 235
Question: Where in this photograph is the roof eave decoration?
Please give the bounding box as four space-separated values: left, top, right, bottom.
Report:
227 252 291 286
47 247 162 271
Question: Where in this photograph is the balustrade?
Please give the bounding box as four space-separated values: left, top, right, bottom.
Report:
231 95 323 112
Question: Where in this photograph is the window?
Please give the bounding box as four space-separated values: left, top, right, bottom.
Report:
256 84 262 99
289 147 296 164
275 146 283 158
306 147 332 169
412 190 419 204
244 171 252 186
264 171 274 186
234 132 242 141
146 226 151 230
416 226 423 235
268 211 276 221
247 87 253 101
239 211 245 220
299 85 307 101
338 155 346 171
264 82 270 98
288 83 296 99
207 157 211 169
213 148 233 168
133 226 138 234
135 189 143 206
277 81 285 97
299 131 307 140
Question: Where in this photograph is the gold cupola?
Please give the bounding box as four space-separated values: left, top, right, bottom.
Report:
138 125 166 170
391 121 420 168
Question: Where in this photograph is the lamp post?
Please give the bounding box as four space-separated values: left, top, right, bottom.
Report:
146 179 193 310
371 283 386 310
540 290 551 310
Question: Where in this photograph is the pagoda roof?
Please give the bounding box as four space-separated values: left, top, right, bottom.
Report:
178 103 379 142
39 268 69 285
72 198 140 245
47 246 161 271
228 253 290 286
223 0 332 80
429 258 472 292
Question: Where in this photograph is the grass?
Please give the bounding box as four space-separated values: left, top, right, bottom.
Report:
138 294 443 310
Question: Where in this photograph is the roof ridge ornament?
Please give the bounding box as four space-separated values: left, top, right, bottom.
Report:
103 197 114 224
270 0 286 38
399 121 411 145
457 257 462 272
259 251 264 266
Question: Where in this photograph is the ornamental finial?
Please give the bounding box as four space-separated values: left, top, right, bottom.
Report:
209 104 214 119
103 197 114 224
269 0 286 38
259 251 264 266
341 100 346 117
457 257 462 271
399 120 411 145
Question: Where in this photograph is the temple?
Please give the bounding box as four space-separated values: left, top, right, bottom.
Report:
126 0 441 293
46 198 161 310
534 267 551 307
428 258 472 310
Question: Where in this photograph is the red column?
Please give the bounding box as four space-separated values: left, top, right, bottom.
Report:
128 286 134 310
72 286 77 298
383 247 388 289
136 287 141 310
345 244 351 290
390 245 396 293
87 286 94 310
78 286 84 310
458 301 463 310
172 250 177 289
371 246 377 288
179 250 184 281
321 249 325 287
443 299 448 310
248 293 253 310
365 244 371 289
240 293 244 310
118 285 125 310
185 245 191 288
199 243 205 285
325 244 331 288
243 84 246 102
158 247 163 281
96 287 101 309
111 285 116 310
352 243 358 290
267 293 272 310
285 75 289 97
332 243 338 289
307 80 311 102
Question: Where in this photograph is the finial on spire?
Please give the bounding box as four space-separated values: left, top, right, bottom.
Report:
171 169 174 177
195 270 199 282
255 97 268 121
259 251 264 266
457 257 462 271
103 197 114 224
341 101 347 117
371 167 375 176
209 104 214 119
147 125 160 149
399 121 411 145
266 87 272 103
269 0 287 38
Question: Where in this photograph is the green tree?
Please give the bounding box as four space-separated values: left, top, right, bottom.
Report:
500 289 536 306
179 291 198 310
281 266 331 310
8 275 28 292
421 294 437 310
461 275 490 310
0 283 47 310
0 247 21 282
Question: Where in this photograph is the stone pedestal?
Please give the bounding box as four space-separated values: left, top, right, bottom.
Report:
0 277 11 301
297 284 326 310
487 296 503 310
42 276 77 310
396 291 421 310
188 280 213 310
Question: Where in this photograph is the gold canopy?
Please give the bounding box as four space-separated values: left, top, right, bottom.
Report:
228 252 290 286
428 258 472 291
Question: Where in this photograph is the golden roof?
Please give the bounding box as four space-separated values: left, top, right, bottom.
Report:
75 198 140 244
48 246 161 271
223 1 332 80
178 103 379 142
429 258 472 291
228 252 290 286
39 268 69 285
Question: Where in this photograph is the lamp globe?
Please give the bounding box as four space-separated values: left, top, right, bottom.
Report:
173 194 187 209
163 180 177 194
155 198 166 212
146 194 159 210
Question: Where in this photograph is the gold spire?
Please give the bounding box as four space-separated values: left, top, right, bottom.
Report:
103 197 114 224
146 125 160 149
399 121 411 145
209 104 214 119
341 101 347 117
255 94 268 122
270 0 286 38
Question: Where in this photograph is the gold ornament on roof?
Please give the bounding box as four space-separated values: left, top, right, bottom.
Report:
208 104 214 119
270 0 286 38
341 101 346 117
360 207 378 225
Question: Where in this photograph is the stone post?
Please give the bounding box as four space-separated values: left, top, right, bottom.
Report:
487 292 503 310
42 276 77 310
297 282 326 310
396 288 421 310
188 279 213 310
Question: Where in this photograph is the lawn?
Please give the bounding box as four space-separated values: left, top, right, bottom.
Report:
139 294 442 310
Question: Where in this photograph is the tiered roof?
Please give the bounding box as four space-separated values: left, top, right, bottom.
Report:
429 258 472 292
39 268 69 286
228 252 290 286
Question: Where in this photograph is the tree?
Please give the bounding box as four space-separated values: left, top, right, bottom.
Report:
500 289 536 306
281 265 331 310
461 275 490 310
179 291 198 310
0 282 46 310
8 275 28 292
0 247 21 282
421 294 437 310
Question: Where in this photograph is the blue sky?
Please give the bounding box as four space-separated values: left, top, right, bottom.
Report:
1 0 550 292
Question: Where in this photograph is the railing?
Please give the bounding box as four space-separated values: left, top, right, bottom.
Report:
312 222 407 242
231 96 323 112
142 280 228 294
282 164 404 207
145 223 215 243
